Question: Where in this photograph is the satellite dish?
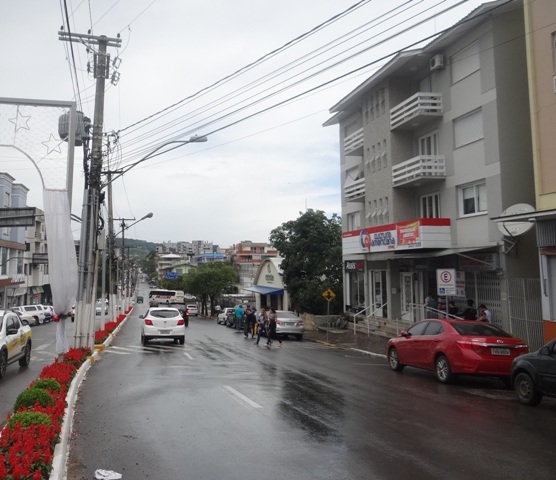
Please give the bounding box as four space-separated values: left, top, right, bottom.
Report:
496 203 535 237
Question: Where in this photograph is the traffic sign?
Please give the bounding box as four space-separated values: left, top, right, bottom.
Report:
322 288 336 302
165 272 178 279
436 268 456 295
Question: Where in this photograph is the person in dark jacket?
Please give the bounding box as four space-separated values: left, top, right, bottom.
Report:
266 308 282 347
462 299 477 320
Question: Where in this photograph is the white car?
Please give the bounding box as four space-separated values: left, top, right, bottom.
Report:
217 307 234 324
0 309 32 377
11 305 50 325
186 304 199 316
140 307 186 345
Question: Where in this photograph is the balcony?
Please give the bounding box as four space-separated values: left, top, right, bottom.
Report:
344 177 365 202
392 155 446 187
344 128 364 155
390 92 442 130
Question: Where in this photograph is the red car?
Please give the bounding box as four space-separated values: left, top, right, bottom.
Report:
387 319 528 384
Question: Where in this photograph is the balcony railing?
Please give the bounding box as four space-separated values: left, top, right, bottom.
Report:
390 92 442 130
392 155 446 187
344 127 364 155
344 177 366 201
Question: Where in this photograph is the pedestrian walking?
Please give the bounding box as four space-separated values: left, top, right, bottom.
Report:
266 308 282 347
234 304 244 332
255 307 267 346
244 306 256 338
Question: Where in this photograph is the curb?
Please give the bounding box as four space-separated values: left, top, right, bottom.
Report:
49 307 133 480
313 339 386 358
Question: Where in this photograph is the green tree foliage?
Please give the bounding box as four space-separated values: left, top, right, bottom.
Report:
269 209 343 314
140 250 157 279
183 263 236 315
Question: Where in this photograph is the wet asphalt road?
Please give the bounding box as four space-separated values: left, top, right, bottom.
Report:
66 307 556 480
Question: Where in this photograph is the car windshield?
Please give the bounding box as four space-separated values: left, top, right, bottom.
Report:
277 311 299 319
452 322 512 337
149 309 180 318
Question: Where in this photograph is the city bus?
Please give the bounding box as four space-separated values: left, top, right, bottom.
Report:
148 289 185 306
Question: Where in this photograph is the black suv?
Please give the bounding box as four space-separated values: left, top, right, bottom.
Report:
511 338 556 406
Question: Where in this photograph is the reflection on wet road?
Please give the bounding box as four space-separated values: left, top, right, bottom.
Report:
67 312 556 480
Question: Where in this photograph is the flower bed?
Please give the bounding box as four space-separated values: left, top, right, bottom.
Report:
0 314 126 479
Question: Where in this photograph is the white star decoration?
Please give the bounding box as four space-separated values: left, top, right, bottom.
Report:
41 133 63 155
8 108 31 133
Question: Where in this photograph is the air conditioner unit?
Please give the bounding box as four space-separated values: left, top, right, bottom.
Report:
430 54 445 71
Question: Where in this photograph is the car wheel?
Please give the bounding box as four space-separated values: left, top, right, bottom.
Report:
388 347 404 371
19 342 31 367
0 350 7 378
141 334 149 346
36 316 43 325
435 354 454 383
178 337 185 345
514 372 542 406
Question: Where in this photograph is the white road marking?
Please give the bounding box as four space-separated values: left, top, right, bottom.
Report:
34 344 51 351
184 352 193 359
223 385 262 409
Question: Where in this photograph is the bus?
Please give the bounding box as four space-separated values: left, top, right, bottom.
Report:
148 289 185 306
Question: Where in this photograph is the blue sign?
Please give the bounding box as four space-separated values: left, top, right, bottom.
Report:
165 272 178 279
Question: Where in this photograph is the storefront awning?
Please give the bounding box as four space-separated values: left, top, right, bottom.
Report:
244 285 284 295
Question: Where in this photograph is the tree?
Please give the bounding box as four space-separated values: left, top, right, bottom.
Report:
269 209 343 314
182 262 236 315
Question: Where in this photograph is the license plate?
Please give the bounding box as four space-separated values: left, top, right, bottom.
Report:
491 348 510 356
159 329 171 334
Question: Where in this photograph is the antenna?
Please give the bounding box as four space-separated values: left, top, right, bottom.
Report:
496 203 535 254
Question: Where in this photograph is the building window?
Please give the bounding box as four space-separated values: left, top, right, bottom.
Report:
451 41 480 83
454 109 483 148
421 193 441 218
459 182 487 216
419 131 439 156
381 140 387 168
347 212 361 231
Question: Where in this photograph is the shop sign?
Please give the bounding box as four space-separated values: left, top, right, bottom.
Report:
345 260 364 272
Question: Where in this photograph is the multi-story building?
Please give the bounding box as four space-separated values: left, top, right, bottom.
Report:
0 173 50 307
231 240 279 291
326 1 543 347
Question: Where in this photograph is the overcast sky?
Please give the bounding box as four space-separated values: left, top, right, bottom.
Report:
0 0 485 247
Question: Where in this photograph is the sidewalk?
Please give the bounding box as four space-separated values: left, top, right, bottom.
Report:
303 327 388 356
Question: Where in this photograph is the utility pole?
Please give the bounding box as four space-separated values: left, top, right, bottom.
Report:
59 31 121 349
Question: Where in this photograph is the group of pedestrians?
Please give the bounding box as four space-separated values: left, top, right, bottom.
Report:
233 304 282 347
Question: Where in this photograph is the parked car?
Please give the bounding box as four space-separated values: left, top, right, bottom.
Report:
42 305 55 320
511 338 556 406
186 304 199 316
0 309 32 377
275 310 304 340
217 307 234 324
140 307 186 345
95 300 108 315
136 296 144 304
386 319 528 384
11 305 50 325
9 309 37 326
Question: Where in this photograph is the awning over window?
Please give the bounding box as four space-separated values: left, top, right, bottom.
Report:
244 285 284 295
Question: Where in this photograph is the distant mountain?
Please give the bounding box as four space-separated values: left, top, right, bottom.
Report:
114 238 158 259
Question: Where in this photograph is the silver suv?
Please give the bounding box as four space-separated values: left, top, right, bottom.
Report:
11 305 50 325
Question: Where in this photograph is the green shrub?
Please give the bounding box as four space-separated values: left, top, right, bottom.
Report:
6 410 51 429
31 378 61 393
14 387 55 412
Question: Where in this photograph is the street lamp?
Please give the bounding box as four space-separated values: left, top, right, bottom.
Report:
105 135 208 187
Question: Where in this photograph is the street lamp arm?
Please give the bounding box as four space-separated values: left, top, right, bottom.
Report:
113 212 153 237
104 135 207 187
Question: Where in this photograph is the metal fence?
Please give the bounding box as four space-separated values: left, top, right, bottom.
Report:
507 278 544 351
